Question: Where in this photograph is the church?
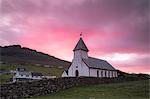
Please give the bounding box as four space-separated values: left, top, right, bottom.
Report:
62 37 118 78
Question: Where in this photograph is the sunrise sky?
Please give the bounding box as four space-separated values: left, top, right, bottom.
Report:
0 0 149 74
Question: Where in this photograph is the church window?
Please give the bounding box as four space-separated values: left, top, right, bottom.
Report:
105 71 107 77
97 70 99 77
101 71 103 77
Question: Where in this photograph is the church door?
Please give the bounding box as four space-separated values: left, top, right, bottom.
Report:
75 70 79 77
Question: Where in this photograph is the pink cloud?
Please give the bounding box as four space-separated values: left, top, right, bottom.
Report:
116 65 150 74
0 0 149 74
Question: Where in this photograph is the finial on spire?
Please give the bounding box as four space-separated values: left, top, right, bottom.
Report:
80 32 82 37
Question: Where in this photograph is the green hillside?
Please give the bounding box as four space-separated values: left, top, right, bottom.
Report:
0 64 64 76
29 80 149 99
0 64 64 84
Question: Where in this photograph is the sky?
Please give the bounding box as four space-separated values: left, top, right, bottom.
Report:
0 0 149 74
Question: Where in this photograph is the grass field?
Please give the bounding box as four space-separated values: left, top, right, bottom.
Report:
0 64 64 84
0 64 64 76
28 80 149 99
0 74 13 84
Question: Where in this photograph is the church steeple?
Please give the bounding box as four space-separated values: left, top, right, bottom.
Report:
73 37 89 52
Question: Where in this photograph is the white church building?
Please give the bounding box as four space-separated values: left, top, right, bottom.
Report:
62 37 118 78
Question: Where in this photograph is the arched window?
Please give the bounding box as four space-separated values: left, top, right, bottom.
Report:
101 71 103 77
105 71 107 77
97 70 99 77
75 70 79 77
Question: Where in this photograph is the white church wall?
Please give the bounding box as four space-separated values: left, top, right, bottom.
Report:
67 60 89 77
115 71 118 77
81 62 90 76
110 71 112 78
89 68 98 77
112 71 117 77
90 69 110 77
81 51 88 59
106 71 109 77
89 69 116 78
74 50 88 60
66 50 89 77
112 71 118 77
103 70 106 77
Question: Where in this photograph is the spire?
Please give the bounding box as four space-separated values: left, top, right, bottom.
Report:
73 34 89 52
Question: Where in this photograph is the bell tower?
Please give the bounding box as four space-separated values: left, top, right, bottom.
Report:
73 34 89 60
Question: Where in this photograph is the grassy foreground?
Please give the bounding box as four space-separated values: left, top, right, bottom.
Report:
28 80 149 99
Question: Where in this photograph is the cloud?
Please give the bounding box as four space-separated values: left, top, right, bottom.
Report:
0 0 149 73
100 53 149 66
98 53 150 73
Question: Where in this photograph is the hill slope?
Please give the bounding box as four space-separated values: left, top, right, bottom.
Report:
0 45 70 68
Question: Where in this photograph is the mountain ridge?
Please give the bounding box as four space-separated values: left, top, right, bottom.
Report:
0 45 71 68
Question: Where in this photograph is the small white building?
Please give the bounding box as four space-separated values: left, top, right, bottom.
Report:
62 37 118 78
13 68 43 82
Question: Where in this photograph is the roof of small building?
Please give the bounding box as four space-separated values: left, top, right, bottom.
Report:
18 71 31 75
16 68 26 72
17 70 43 76
82 57 116 70
73 38 89 52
